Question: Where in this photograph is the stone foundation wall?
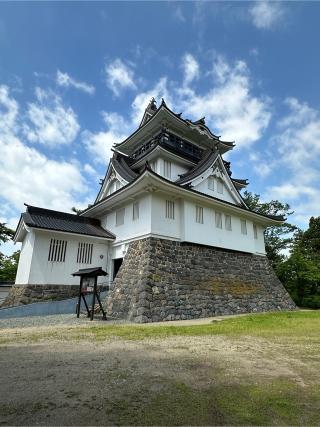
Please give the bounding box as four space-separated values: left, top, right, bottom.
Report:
105 238 296 323
1 284 107 308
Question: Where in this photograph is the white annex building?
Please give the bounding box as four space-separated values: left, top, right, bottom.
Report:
10 99 295 319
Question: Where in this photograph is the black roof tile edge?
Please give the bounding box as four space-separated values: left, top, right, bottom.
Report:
81 165 285 223
15 205 116 240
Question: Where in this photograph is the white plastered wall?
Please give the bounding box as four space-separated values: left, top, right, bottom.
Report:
15 230 36 284
18 230 110 285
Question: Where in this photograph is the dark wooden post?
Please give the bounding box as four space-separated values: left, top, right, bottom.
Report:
90 276 97 321
76 277 83 318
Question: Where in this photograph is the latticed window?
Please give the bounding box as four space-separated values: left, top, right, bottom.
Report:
215 212 222 229
241 219 247 235
165 200 175 219
116 208 125 226
48 239 67 262
217 178 224 194
196 206 203 224
208 176 214 190
164 160 171 179
133 201 139 221
77 242 93 264
253 224 258 239
225 214 232 231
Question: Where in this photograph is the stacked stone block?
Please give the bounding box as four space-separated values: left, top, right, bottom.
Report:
105 238 296 323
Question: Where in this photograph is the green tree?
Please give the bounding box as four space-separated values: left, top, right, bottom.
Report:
0 222 19 282
0 222 14 244
293 216 320 259
277 249 320 307
242 191 297 267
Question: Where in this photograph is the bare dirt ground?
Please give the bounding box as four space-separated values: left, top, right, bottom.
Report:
0 313 319 426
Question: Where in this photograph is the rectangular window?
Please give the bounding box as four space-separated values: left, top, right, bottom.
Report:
217 178 224 194
164 160 171 179
208 176 214 190
48 238 67 262
133 201 139 221
165 200 175 219
76 242 93 264
253 224 258 239
215 212 222 229
241 219 247 235
196 206 204 224
225 214 232 231
116 208 125 226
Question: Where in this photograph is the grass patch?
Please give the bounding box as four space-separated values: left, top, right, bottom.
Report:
1 311 320 345
99 379 320 426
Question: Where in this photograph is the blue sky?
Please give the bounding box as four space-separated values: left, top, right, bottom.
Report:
1 1 320 255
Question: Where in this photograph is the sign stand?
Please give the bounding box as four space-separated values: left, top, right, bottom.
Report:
72 267 108 321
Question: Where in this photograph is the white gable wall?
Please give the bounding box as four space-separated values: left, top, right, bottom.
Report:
182 199 261 253
101 193 152 243
194 176 237 204
15 230 35 284
24 231 110 285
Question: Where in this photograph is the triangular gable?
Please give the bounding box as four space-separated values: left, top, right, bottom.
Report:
96 162 129 202
181 154 247 207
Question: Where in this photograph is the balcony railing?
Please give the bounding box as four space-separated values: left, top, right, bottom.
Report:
130 131 203 163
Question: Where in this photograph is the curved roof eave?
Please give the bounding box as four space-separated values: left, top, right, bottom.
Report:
81 166 284 224
113 101 234 152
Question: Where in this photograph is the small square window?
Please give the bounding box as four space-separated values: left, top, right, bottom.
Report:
196 206 204 224
116 208 125 226
225 214 232 231
215 212 222 228
241 219 247 235
133 201 139 221
217 179 224 194
208 176 214 191
165 200 175 219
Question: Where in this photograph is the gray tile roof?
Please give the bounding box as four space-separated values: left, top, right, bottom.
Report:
22 206 115 239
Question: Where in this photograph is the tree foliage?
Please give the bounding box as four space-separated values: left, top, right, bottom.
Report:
242 191 297 267
0 223 14 244
0 222 19 282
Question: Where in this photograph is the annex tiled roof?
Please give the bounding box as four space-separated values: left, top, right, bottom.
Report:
21 206 115 239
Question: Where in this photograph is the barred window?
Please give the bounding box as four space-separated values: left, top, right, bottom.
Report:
77 242 93 264
133 201 139 221
196 206 204 224
217 178 224 194
253 224 258 239
241 219 247 235
164 160 171 179
116 208 125 226
215 212 222 229
208 176 215 190
225 214 232 231
48 239 67 262
165 200 175 219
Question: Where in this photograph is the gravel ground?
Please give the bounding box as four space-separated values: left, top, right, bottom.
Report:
0 313 122 329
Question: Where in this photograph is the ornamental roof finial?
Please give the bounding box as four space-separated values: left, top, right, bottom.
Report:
148 97 157 111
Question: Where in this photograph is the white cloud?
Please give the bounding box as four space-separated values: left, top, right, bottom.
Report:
177 56 271 147
0 85 91 231
264 97 320 227
25 87 80 146
104 58 136 97
172 4 186 22
56 70 95 95
249 1 285 29
82 112 131 163
0 85 19 134
182 53 200 85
